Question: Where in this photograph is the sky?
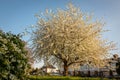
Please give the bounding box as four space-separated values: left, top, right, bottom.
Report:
0 0 120 68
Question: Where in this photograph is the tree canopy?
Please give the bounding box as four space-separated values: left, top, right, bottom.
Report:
31 4 115 76
0 30 30 80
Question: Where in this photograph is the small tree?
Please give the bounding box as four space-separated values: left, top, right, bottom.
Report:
0 30 30 80
31 4 115 76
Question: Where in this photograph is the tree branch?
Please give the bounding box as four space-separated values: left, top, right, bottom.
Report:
68 61 83 66
53 53 66 62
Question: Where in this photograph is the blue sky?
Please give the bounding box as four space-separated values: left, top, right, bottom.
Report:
0 0 120 68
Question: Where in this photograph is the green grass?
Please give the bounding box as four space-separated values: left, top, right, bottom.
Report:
28 76 115 80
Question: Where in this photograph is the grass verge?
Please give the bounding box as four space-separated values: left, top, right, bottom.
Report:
28 76 115 80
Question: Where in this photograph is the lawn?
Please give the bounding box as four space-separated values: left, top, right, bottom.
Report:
28 76 115 80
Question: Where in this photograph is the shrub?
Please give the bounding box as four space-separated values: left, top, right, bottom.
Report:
0 30 30 80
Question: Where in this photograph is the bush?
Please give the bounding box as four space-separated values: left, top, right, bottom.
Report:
0 30 30 80
29 68 50 76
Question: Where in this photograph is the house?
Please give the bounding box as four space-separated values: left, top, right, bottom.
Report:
41 63 57 73
59 54 120 77
79 54 119 77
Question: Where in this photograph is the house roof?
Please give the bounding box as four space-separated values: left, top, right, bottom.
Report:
41 64 56 69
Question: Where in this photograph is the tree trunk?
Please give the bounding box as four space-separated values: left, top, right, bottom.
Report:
63 61 68 76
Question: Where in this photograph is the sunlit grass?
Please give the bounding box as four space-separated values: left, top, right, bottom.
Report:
28 75 114 80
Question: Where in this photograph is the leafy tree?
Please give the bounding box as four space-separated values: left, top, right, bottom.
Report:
0 30 30 80
31 4 115 76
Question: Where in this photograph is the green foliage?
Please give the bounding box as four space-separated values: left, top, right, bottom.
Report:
28 76 109 80
0 30 29 80
116 61 120 75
